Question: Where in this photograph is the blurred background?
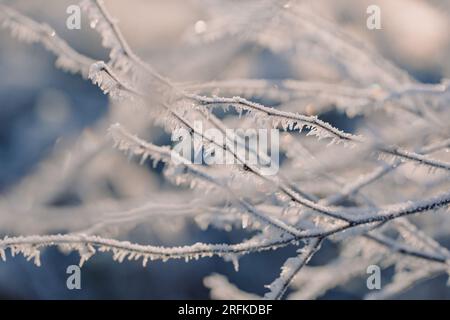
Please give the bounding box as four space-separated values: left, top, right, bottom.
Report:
0 0 449 299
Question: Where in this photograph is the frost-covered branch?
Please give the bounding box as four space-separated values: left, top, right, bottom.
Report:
0 233 292 267
264 239 323 300
1 0 449 300
0 4 95 77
